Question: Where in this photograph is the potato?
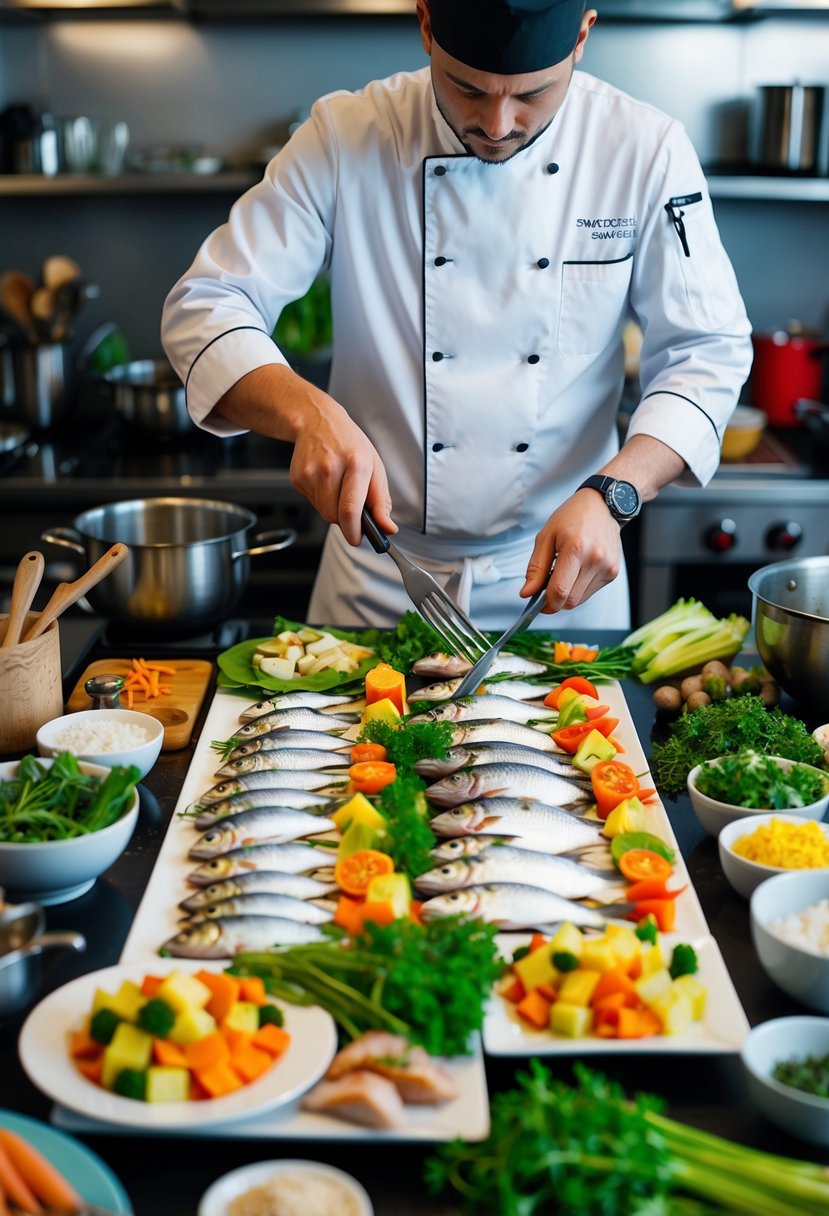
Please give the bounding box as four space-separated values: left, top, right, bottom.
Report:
685 690 711 711
701 660 731 682
680 675 704 701
653 685 682 714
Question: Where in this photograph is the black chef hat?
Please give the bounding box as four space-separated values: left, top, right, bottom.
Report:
429 0 586 74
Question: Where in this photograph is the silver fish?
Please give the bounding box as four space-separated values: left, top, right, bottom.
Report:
407 696 557 728
429 798 603 852
430 835 612 865
411 651 548 679
187 843 337 886
232 707 358 739
179 871 338 912
162 916 325 959
215 749 352 778
419 884 629 932
408 678 548 705
192 789 333 830
195 772 346 807
240 691 362 722
227 730 353 760
448 720 564 753
189 808 337 859
189 777 347 819
414 846 618 900
186 892 335 924
415 742 577 780
425 763 591 808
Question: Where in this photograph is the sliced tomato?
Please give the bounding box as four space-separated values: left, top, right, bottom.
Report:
591 759 640 819
584 702 611 720
334 848 394 897
348 760 397 794
543 675 599 709
618 848 674 883
350 742 388 763
552 716 620 754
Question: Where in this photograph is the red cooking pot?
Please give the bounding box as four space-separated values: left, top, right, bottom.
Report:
751 328 829 427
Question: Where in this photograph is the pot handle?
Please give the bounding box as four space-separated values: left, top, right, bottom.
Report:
233 527 298 561
40 526 86 555
12 930 86 963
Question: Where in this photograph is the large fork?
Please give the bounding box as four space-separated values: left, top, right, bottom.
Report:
361 507 490 663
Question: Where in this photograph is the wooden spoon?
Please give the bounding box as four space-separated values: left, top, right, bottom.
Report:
22 543 129 643
0 270 37 345
41 254 82 293
1 551 45 649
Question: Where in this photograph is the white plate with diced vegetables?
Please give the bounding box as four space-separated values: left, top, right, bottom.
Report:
217 623 377 693
18 958 337 1130
483 929 749 1056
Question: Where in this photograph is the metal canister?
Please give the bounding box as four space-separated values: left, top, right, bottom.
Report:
756 84 826 174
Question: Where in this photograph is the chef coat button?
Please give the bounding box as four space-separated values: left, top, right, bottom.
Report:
434 165 447 176
434 256 451 266
527 354 540 365
536 257 550 269
432 442 445 452
546 162 559 174
516 442 529 452
432 351 444 362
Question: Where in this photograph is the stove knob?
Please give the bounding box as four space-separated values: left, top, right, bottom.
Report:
704 519 737 553
765 521 803 552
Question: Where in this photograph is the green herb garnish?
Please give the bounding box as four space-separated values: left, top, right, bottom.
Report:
773 1051 829 1099
695 749 828 809
650 697 825 800
359 717 454 769
669 943 698 979
376 774 437 879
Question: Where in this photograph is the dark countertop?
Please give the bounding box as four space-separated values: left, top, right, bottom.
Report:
1 622 827 1216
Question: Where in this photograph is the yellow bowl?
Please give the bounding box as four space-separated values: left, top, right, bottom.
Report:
721 406 766 461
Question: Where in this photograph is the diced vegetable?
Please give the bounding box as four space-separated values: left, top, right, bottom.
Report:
348 759 398 795
334 847 395 896
365 661 407 714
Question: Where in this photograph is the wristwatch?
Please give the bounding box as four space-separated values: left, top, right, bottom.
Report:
578 475 642 526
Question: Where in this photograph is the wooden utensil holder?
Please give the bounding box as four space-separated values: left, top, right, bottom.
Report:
0 612 63 756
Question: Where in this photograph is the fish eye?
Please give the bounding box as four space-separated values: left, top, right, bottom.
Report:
441 867 452 875
449 893 460 901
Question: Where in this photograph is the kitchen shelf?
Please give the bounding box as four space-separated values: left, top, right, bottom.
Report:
707 175 829 201
0 171 260 195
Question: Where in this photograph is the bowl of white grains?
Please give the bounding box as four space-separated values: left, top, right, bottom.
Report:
37 708 163 780
197 1159 373 1216
751 870 829 1012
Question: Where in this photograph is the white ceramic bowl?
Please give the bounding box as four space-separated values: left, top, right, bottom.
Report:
741 1015 829 1145
751 870 829 1012
197 1159 373 1216
37 709 163 780
0 757 139 905
719 813 829 900
687 754 829 838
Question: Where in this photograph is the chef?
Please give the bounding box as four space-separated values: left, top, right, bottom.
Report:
161 0 752 631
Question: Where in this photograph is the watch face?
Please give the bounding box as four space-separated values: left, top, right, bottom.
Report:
609 481 640 518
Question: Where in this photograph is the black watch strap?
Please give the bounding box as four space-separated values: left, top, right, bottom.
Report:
578 474 641 525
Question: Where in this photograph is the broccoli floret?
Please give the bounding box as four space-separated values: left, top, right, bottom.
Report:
552 951 579 973
113 1067 147 1101
258 1003 285 1028
137 997 176 1038
511 945 531 964
669 943 699 979
702 673 728 702
89 1007 122 1045
634 916 659 945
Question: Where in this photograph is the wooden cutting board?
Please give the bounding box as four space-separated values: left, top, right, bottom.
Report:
66 658 214 751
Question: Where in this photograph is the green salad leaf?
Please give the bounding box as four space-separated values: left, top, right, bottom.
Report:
216 616 377 694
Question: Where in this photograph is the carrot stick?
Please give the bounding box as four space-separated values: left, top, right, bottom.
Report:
148 662 176 676
0 1142 41 1215
0 1129 81 1213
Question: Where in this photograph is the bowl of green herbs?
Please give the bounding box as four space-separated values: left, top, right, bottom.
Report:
0 752 140 905
741 1015 829 1145
687 750 829 837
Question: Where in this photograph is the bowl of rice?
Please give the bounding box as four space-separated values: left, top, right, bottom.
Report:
751 870 829 1013
197 1159 373 1216
719 814 829 899
37 708 163 780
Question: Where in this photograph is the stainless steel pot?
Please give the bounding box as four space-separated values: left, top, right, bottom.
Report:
0 900 85 1018
748 555 829 719
41 497 297 632
103 359 192 438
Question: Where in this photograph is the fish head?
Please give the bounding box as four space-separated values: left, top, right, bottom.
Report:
188 857 235 885
430 835 492 860
188 828 231 861
161 922 223 958
420 890 479 920
413 860 471 894
210 781 244 799
239 699 274 721
428 804 481 836
217 758 256 777
426 771 475 807
408 679 457 703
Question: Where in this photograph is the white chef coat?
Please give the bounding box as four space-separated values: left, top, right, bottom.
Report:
162 67 752 631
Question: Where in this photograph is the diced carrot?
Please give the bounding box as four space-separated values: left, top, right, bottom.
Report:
501 976 526 1004
153 1038 188 1068
184 1031 231 1072
140 974 164 998
570 645 592 662
0 1142 41 1215
195 1058 245 1098
591 992 629 1015
231 1042 274 1083
590 968 638 1006
189 1076 211 1101
594 1020 619 1037
69 1025 103 1061
409 899 424 926
251 1022 291 1058
333 894 366 936
149 661 177 676
617 1006 662 1039
515 988 552 1030
359 899 397 927
238 976 268 1006
529 931 548 953
220 1024 254 1055
536 982 558 1002
75 1057 104 1086
592 1004 622 1033
196 970 241 1023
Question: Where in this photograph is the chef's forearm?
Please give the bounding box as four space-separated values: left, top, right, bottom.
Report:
594 434 686 502
210 364 346 443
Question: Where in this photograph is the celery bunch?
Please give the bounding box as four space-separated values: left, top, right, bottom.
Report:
623 598 749 685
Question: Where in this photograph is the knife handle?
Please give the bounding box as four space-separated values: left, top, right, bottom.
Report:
361 506 391 555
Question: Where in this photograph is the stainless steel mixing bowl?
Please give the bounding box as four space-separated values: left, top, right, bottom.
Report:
748 556 829 719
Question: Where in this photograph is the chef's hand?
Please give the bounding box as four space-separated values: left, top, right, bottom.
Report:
520 489 624 614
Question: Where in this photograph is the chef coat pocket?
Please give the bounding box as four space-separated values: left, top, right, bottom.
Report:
669 196 742 331
558 254 633 357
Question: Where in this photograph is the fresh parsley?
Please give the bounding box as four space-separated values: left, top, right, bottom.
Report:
695 749 828 809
